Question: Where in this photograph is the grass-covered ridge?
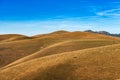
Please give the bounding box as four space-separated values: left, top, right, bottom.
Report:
0 31 120 80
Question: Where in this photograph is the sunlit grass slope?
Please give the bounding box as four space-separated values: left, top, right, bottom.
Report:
33 31 120 40
0 37 63 67
0 31 120 80
0 34 30 42
4 39 120 69
0 44 120 80
0 31 120 67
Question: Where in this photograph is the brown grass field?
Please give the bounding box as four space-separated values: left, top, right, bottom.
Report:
0 31 120 80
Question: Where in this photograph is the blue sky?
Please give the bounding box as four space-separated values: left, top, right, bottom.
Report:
0 0 120 35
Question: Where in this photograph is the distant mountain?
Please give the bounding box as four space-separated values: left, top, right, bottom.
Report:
84 30 120 37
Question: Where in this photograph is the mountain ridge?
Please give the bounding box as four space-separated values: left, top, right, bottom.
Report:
84 30 120 37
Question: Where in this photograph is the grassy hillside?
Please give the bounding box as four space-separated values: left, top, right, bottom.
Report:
0 37 63 67
1 31 119 67
0 44 120 80
4 39 120 69
33 31 120 40
0 34 30 42
0 31 120 80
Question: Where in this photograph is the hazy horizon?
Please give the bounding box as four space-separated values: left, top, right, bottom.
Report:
0 0 120 35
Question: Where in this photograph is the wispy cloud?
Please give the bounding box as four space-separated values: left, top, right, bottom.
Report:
97 8 120 17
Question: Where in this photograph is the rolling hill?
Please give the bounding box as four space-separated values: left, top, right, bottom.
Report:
3 39 120 69
0 30 120 80
33 31 120 40
1 31 120 67
0 34 31 42
0 43 120 80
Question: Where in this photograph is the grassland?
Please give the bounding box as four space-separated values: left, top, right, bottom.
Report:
0 31 120 80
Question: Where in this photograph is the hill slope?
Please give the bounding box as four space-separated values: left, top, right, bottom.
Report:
33 31 120 40
0 31 120 67
0 34 30 42
0 31 120 80
4 39 120 69
0 44 120 80
0 37 63 67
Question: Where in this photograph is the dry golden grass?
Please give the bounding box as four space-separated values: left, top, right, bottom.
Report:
3 39 120 69
0 31 120 80
33 31 120 40
0 44 120 80
0 34 30 42
1 31 119 67
32 30 69 38
0 37 64 67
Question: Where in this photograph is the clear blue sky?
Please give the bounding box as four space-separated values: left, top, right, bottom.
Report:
0 0 120 35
